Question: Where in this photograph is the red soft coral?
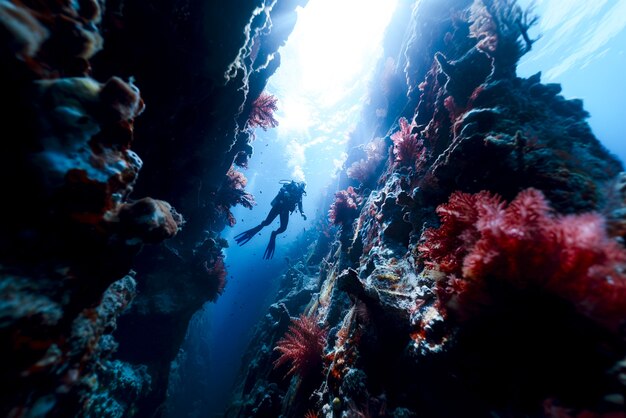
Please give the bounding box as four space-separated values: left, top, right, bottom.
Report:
273 314 327 379
420 190 501 275
215 167 256 226
203 257 227 301
328 187 361 227
390 117 425 170
248 91 279 131
420 188 626 330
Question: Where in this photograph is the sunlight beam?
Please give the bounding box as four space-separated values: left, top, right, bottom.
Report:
270 0 399 183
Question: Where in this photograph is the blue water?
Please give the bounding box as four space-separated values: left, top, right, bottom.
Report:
203 127 329 415
517 0 626 162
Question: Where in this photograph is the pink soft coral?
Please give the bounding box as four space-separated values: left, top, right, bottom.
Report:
390 117 425 170
328 187 361 227
420 188 626 330
347 138 387 183
273 314 327 379
248 92 279 131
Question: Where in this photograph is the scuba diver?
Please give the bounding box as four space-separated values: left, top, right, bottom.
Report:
234 180 307 259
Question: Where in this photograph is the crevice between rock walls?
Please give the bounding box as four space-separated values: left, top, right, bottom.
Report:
227 0 626 417
0 0 306 416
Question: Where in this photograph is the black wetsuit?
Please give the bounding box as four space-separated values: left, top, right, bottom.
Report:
234 181 305 259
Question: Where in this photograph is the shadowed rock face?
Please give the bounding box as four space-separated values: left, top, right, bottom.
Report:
227 0 626 417
0 0 304 416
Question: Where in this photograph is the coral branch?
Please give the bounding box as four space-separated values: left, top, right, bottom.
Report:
347 138 387 184
273 315 327 379
328 187 361 227
420 188 626 330
469 0 539 79
214 167 256 227
248 91 279 131
390 117 425 170
203 257 227 301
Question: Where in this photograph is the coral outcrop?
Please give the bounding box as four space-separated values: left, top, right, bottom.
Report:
228 0 626 417
420 188 626 331
1 0 304 416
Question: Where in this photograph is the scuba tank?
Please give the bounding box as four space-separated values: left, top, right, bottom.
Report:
271 180 303 208
271 180 292 207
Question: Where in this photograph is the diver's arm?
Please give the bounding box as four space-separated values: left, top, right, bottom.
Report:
298 200 306 220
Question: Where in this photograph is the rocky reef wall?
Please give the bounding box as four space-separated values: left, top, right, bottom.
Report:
228 0 626 417
0 0 304 416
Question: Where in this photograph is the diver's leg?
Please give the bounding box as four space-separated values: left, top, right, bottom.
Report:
261 206 281 226
276 210 289 234
234 207 281 246
263 211 290 259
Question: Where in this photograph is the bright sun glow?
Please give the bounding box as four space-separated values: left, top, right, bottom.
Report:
293 0 398 100
270 0 398 183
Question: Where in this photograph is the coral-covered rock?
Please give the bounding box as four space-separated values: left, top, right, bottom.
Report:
469 0 538 80
420 188 626 331
200 250 228 302
329 187 361 227
99 76 145 123
211 166 256 228
424 74 622 213
0 0 303 415
84 359 152 417
116 198 184 244
347 138 388 185
0 1 49 59
228 1 626 417
605 172 626 240
1 273 139 417
391 117 425 170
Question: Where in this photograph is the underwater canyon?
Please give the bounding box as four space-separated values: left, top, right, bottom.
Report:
1 0 626 417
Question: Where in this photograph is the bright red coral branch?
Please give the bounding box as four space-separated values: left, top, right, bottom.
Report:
420 188 626 331
273 314 327 379
248 92 279 131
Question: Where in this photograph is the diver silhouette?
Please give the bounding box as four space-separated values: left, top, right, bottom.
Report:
234 180 307 259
